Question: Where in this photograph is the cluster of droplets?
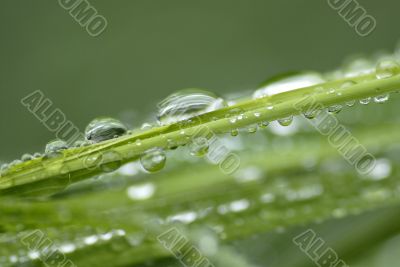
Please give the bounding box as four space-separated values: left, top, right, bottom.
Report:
3 48 400 177
0 117 130 175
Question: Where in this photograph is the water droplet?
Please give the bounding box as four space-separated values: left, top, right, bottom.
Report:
247 125 257 133
258 121 269 128
303 109 319 119
189 137 209 157
167 139 178 150
340 80 356 89
359 97 371 105
327 88 335 94
135 139 142 146
266 104 274 110
328 104 342 114
229 117 237 124
277 116 293 126
373 94 390 104
21 154 33 162
140 122 153 130
157 88 226 125
376 60 400 79
253 72 325 98
85 117 127 143
253 112 261 118
140 148 166 173
230 129 239 136
346 100 356 107
237 114 245 120
45 139 68 154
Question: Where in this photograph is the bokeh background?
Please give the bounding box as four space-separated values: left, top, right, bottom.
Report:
0 0 398 160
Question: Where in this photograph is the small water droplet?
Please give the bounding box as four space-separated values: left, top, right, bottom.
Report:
303 110 319 119
140 123 153 130
253 112 261 118
45 139 68 154
167 139 178 150
376 60 400 79
258 121 269 128
157 88 226 125
328 104 342 114
340 80 356 89
327 88 336 94
373 94 390 104
247 125 257 133
189 137 209 157
277 116 293 126
135 139 142 146
140 148 166 173
345 100 356 107
230 129 239 136
85 117 127 143
266 104 274 110
359 97 371 105
253 72 325 98
21 154 33 162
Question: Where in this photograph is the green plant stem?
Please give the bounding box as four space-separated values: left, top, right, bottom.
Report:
1 73 400 196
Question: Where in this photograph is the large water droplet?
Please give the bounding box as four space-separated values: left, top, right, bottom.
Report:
253 71 325 98
45 139 68 154
157 88 226 125
373 94 390 104
375 60 400 79
140 148 166 173
277 116 293 126
85 117 127 143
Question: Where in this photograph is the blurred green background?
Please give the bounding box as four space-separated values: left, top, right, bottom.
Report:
0 0 398 159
